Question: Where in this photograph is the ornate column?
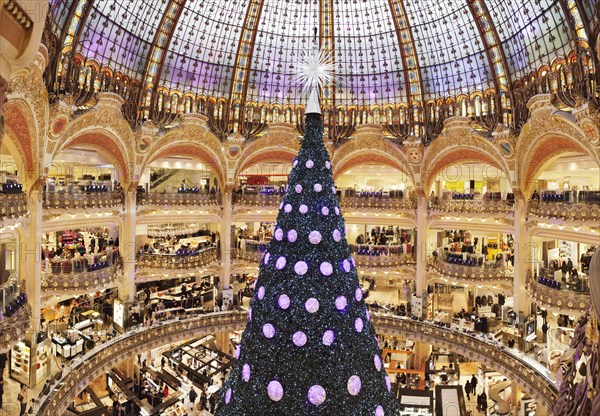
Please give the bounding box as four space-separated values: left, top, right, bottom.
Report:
220 188 233 291
415 191 429 296
0 74 7 148
512 192 530 320
22 178 46 385
120 186 137 303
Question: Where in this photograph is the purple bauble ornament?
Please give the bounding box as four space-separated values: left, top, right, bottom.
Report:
308 385 326 406
347 375 361 396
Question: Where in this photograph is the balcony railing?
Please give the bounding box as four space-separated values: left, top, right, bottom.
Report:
431 257 513 282
137 192 221 207
0 192 28 221
232 193 281 207
339 196 416 210
1 273 31 353
42 255 123 291
232 248 263 264
429 199 514 215
136 247 218 270
528 200 600 222
43 191 124 210
37 311 558 415
349 244 416 268
527 272 589 312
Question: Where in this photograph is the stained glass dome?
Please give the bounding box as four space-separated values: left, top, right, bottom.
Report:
46 0 597 136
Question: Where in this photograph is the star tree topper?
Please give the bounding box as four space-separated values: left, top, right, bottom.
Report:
293 47 338 115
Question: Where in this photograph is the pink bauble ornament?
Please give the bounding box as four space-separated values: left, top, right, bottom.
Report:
320 262 333 276
263 323 276 338
308 385 326 406
278 294 290 309
257 286 265 300
242 364 251 382
305 160 314 168
225 388 232 404
274 228 284 241
295 261 308 276
322 330 335 346
295 184 303 193
355 287 363 301
321 206 329 216
287 229 298 243
299 204 308 214
268 381 284 402
284 204 292 213
309 231 322 244
375 405 384 416
292 331 307 347
332 229 341 242
335 296 347 311
305 298 320 313
355 317 364 332
325 161 331 169
314 183 322 193
347 375 361 396
276 256 287 270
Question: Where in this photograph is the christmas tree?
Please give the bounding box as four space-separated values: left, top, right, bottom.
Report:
215 52 400 416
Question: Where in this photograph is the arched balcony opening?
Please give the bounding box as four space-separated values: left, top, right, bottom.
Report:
0 136 28 223
137 155 222 209
233 161 293 210
43 146 125 211
428 162 514 216
527 153 600 223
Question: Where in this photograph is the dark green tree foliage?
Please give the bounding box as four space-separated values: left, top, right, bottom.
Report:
215 113 400 416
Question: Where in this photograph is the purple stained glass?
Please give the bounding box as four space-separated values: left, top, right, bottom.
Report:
295 184 303 193
225 388 232 404
321 206 329 216
263 323 275 338
374 354 382 371
306 159 314 168
313 183 322 193
309 231 322 244
267 380 284 402
278 294 290 309
333 229 341 242
322 330 335 346
375 405 384 416
242 364 251 382
274 228 284 241
284 204 292 213
355 317 364 333
335 296 347 311
320 262 333 276
295 261 308 276
276 256 287 270
257 286 265 300
355 287 363 301
347 375 361 396
305 298 319 313
287 229 298 243
308 385 326 406
292 331 307 347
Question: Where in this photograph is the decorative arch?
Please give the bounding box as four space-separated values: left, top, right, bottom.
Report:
3 102 36 176
331 136 415 185
424 147 508 192
333 149 414 184
53 130 131 181
237 149 296 176
142 130 226 188
235 129 300 179
520 134 590 193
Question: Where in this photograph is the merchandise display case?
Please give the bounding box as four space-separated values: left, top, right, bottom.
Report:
10 341 31 385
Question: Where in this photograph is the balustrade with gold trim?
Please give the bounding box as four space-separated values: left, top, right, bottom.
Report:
526 272 590 313
43 191 124 210
528 200 600 223
136 247 219 271
429 199 514 215
0 192 28 222
430 257 513 282
137 192 221 207
0 273 31 353
42 255 123 292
